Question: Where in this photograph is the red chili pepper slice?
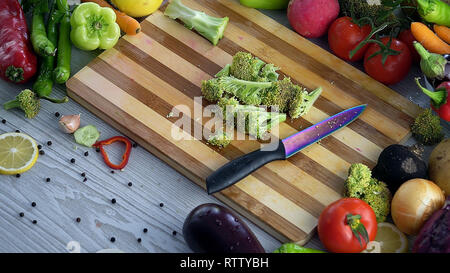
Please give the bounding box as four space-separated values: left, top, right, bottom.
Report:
93 136 132 170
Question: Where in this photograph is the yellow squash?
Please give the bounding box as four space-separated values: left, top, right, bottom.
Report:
112 0 163 18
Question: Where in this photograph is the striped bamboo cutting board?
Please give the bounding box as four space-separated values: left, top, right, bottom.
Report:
66 0 421 244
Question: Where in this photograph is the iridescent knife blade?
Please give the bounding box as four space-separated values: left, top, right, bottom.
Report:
206 104 367 195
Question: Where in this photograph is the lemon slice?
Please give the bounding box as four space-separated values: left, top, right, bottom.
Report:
372 222 408 253
0 132 39 175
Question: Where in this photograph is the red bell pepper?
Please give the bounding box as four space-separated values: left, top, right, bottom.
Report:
0 0 37 84
416 78 450 121
93 136 133 170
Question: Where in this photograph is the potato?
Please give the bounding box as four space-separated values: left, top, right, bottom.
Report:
429 138 450 196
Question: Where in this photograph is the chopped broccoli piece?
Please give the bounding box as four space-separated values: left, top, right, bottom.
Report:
201 78 224 102
202 76 273 105
261 77 295 113
164 0 229 46
230 52 266 81
215 64 231 77
3 89 41 119
218 97 286 139
289 87 323 119
411 109 444 145
259 63 280 82
344 163 391 223
207 130 232 148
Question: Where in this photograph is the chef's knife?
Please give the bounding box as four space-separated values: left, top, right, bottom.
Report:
206 104 367 195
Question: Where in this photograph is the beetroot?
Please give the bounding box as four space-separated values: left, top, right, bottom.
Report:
287 0 340 38
413 197 450 253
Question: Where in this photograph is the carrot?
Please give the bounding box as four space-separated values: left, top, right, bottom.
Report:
81 0 141 35
410 22 450 54
434 24 450 44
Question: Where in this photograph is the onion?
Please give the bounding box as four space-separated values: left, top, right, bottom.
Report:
391 178 445 235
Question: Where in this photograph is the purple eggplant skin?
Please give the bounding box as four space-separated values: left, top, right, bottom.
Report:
413 197 450 253
183 203 265 253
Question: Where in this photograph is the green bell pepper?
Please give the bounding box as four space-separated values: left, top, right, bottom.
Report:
273 243 325 253
70 2 121 51
240 0 290 10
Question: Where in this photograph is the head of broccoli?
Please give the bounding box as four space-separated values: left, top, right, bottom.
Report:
201 78 224 102
344 163 391 223
230 52 266 81
289 87 322 119
3 89 41 119
164 0 229 46
261 77 295 113
410 109 444 145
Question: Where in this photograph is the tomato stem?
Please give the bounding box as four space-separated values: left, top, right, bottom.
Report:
346 213 369 247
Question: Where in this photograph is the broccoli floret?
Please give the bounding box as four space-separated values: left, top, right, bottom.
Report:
164 0 229 46
3 89 41 119
259 63 280 82
230 52 280 82
207 130 232 148
344 163 391 223
289 87 323 119
261 77 296 113
411 109 444 145
201 78 224 102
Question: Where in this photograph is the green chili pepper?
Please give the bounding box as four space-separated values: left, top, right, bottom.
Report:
32 6 68 104
417 0 450 27
70 2 121 51
273 243 325 253
31 8 57 57
239 0 290 10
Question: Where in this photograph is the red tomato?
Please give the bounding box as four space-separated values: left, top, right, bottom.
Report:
364 37 412 85
318 198 377 253
398 29 420 63
328 17 372 61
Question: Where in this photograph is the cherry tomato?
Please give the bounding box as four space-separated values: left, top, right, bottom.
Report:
364 37 412 85
318 198 377 253
398 29 420 63
328 17 372 62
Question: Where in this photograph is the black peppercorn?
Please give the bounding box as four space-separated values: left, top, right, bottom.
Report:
132 143 138 148
19 212 24 217
37 145 42 150
76 217 81 223
70 158 75 163
15 130 20 133
32 220 37 224
31 202 36 207
172 231 177 236
96 148 100 153
84 151 89 157
110 237 116 243
1 119 6 124
143 228 148 233
46 178 51 182
16 174 21 178
81 172 86 177
137 238 142 243
110 170 115 174
83 178 87 182
128 182 132 187
159 203 164 207
39 150 45 155
111 198 116 204
47 141 52 146
55 112 60 117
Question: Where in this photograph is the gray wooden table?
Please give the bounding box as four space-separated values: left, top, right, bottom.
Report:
0 3 448 253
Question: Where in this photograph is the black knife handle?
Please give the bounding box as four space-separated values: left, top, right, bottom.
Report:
206 140 286 195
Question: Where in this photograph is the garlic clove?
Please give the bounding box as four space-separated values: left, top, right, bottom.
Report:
59 114 81 134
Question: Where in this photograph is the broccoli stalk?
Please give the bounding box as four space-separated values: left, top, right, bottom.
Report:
3 89 41 119
164 0 229 46
344 163 392 223
410 109 444 145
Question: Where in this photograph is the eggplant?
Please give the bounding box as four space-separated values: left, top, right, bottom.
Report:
413 197 450 253
372 144 428 193
183 203 265 253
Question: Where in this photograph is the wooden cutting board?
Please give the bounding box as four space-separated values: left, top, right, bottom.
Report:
66 0 421 244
